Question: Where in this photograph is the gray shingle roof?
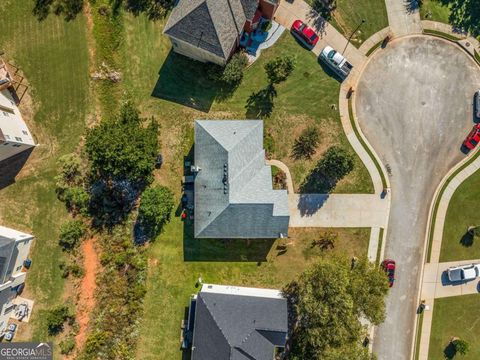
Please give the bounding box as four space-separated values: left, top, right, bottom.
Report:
191 288 288 360
164 0 258 60
194 120 289 239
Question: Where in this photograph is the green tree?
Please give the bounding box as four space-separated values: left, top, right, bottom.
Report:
85 101 159 185
59 219 86 251
292 126 320 160
45 305 74 335
264 55 296 84
59 337 75 355
284 256 388 359
63 186 90 215
138 185 174 237
311 0 337 19
220 52 248 86
452 338 470 356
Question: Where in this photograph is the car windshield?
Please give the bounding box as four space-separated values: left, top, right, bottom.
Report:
327 50 336 59
471 138 479 146
299 24 305 32
310 34 317 41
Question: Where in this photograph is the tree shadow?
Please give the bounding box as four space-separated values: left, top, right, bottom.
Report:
152 51 219 112
308 0 334 26
245 84 277 118
296 193 330 217
32 0 83 21
0 148 34 190
183 221 276 262
444 341 456 359
435 0 480 36
405 0 420 14
317 57 344 82
460 231 474 247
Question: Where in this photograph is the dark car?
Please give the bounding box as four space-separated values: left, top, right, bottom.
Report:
463 123 480 150
382 259 396 287
475 90 480 120
291 20 319 47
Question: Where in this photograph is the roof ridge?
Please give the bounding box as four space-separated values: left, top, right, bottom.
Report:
199 293 234 348
164 0 205 33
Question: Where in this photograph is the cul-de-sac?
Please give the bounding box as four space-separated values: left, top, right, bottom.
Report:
0 0 479 359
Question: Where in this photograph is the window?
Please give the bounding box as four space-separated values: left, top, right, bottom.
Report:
16 265 22 272
22 130 28 135
15 137 22 142
5 135 10 139
12 144 21 148
3 143 8 146
2 111 9 117
3 304 15 315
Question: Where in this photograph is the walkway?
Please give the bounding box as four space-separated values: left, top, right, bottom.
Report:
416 151 480 360
266 159 294 194
274 0 366 68
384 0 422 37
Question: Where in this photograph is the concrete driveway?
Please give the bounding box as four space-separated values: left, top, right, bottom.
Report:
355 36 480 360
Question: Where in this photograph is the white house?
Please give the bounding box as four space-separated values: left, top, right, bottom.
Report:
0 89 35 162
0 226 33 334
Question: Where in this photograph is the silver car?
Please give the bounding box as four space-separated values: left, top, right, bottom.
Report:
447 263 480 282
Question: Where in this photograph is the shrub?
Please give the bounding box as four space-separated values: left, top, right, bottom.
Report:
261 20 272 32
59 337 75 355
264 55 296 84
59 220 86 251
264 128 276 158
452 338 470 355
138 186 175 238
292 126 320 160
63 186 90 215
60 261 84 278
45 305 73 335
220 52 248 86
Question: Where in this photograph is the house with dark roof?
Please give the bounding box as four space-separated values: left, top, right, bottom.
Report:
187 284 288 360
193 120 289 239
163 0 279 66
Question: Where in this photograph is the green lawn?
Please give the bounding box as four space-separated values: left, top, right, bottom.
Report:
306 0 389 46
420 0 451 23
429 295 480 360
440 169 480 262
0 0 90 350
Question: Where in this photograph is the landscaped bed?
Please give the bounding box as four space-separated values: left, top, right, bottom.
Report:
429 294 480 360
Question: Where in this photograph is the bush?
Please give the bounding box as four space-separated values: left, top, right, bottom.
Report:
59 261 84 278
452 338 470 356
264 55 296 84
138 186 174 238
264 128 276 158
261 20 272 32
63 186 90 215
59 220 86 251
59 337 75 355
292 126 320 160
45 305 73 335
220 53 248 86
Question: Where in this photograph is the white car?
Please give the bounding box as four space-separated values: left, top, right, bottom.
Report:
447 264 480 282
320 46 353 79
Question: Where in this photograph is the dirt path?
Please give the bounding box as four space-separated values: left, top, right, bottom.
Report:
73 238 99 354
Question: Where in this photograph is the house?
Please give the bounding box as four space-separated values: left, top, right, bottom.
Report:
194 120 289 239
0 226 33 334
187 284 288 360
163 0 279 66
0 86 35 162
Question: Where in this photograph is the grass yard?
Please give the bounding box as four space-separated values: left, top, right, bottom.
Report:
0 0 90 351
420 0 451 23
428 294 480 360
137 218 370 360
306 0 389 46
440 169 480 262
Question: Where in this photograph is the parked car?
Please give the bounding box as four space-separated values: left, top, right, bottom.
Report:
475 90 480 119
320 46 353 79
291 20 319 47
463 124 480 150
382 259 396 287
447 263 480 282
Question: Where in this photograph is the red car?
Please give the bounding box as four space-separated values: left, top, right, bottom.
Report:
382 259 396 287
463 124 480 150
291 20 319 47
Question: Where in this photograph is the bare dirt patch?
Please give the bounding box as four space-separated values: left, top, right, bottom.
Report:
72 237 99 354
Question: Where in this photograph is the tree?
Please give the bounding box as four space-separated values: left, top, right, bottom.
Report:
452 338 470 356
311 0 337 19
292 126 320 159
283 256 388 359
59 219 86 251
85 101 159 185
45 305 74 335
264 56 296 84
63 186 90 215
220 53 248 87
138 185 174 237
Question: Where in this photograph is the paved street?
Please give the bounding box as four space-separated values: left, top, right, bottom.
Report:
355 36 480 360
384 0 422 36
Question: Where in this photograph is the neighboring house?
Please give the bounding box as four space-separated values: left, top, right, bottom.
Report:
194 120 289 239
163 0 279 66
0 88 35 162
0 226 33 334
188 284 288 360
